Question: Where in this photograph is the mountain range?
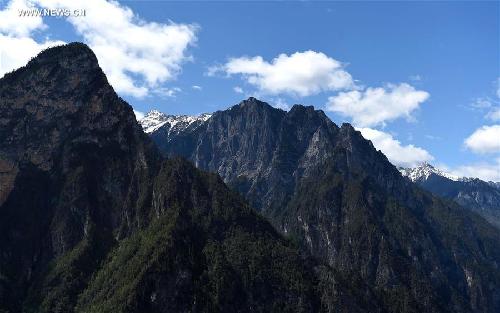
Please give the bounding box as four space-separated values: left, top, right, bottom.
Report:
140 110 500 231
143 97 500 313
400 163 500 229
0 43 499 313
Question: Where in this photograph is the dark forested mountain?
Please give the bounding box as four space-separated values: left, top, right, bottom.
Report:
147 97 500 313
0 43 338 313
400 163 500 229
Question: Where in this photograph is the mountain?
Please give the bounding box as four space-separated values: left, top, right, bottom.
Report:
140 109 211 136
0 43 337 313
140 110 213 157
400 163 500 229
399 162 460 182
148 97 500 313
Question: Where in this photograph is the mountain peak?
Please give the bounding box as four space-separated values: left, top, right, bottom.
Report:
289 104 315 112
238 97 272 109
35 42 96 62
139 110 211 134
2 42 98 82
400 162 459 182
0 41 146 173
145 109 168 119
0 42 109 112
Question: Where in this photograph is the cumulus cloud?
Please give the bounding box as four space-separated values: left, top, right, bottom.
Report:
0 0 45 36
0 0 65 77
327 83 429 127
0 0 198 98
0 36 65 76
233 86 244 94
37 0 197 97
464 125 500 154
192 85 202 90
212 50 354 97
358 127 434 167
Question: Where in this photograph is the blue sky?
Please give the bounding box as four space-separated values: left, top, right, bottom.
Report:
0 0 499 180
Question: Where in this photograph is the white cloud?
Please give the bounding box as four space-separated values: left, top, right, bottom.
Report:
358 127 434 167
464 125 500 154
39 0 197 97
0 0 45 36
133 109 144 120
0 0 65 77
233 86 243 94
327 83 429 127
446 158 500 182
0 0 198 98
0 35 65 76
213 50 354 97
192 85 202 90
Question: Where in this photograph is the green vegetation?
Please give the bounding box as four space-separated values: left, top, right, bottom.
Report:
18 159 319 313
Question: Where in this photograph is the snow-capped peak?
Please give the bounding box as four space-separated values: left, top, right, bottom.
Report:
399 162 460 182
140 110 169 133
139 110 212 134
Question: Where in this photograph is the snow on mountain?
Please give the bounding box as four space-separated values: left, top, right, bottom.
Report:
400 163 500 188
139 110 168 133
399 162 460 182
139 110 212 134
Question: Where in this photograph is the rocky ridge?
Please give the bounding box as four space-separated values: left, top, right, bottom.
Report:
150 97 500 313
